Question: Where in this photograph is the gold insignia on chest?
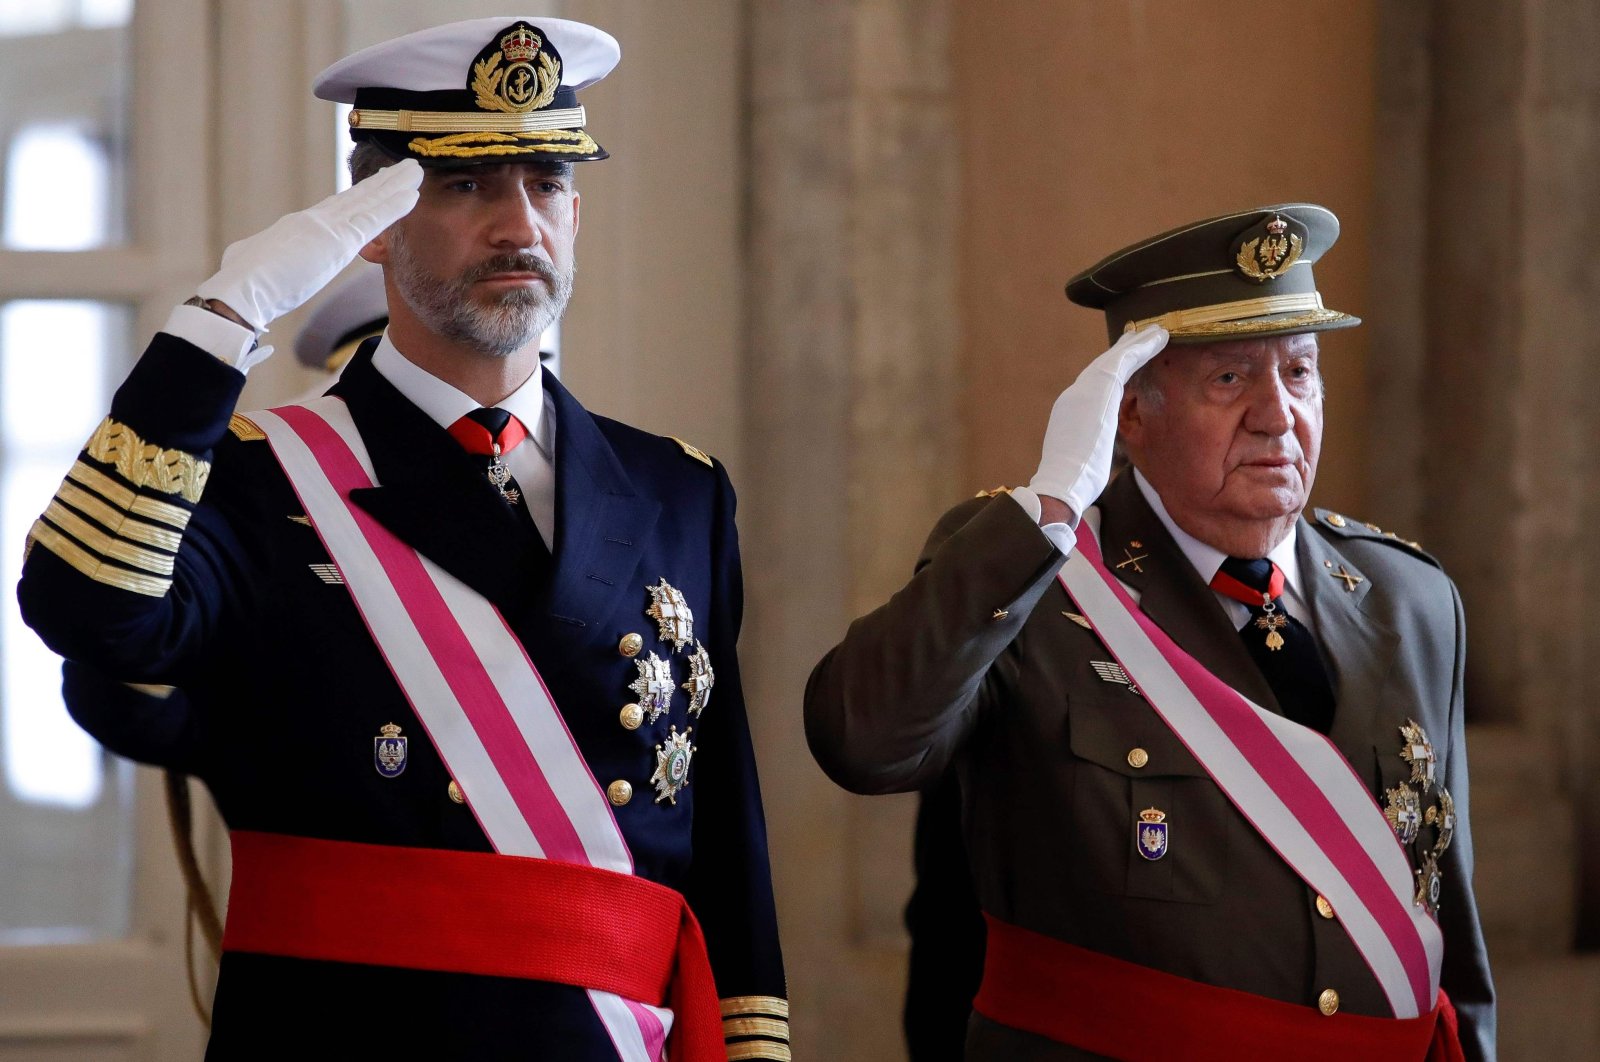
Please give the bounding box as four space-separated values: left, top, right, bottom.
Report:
646 578 695 651
1328 564 1364 592
288 515 312 527
1384 782 1423 845
1398 719 1436 792
682 642 715 718
651 725 695 805
1061 611 1093 630
1114 548 1148 573
1414 850 1443 912
1428 786 1456 855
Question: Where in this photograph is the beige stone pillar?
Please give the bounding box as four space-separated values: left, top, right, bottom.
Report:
744 1 958 1055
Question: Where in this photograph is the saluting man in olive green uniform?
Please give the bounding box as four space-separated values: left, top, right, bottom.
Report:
806 205 1495 1061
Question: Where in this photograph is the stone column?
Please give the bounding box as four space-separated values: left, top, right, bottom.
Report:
744 1 958 1055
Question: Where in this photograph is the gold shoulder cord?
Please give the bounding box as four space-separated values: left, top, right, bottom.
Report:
164 770 222 1027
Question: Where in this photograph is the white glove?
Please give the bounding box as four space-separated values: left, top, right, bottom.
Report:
1027 324 1169 519
197 159 422 332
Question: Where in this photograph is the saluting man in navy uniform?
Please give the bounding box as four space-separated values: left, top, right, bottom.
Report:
19 18 786 1062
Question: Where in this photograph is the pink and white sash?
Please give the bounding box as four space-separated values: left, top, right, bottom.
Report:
253 398 670 1061
1059 524 1444 1019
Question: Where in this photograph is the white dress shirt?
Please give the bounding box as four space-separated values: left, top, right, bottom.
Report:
1011 469 1311 635
165 303 558 548
372 335 557 549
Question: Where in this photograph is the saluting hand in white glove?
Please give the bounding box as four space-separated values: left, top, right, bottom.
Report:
1026 324 1169 524
197 158 423 333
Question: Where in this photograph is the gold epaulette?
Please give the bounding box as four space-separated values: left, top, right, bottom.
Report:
229 413 266 442
670 436 714 467
720 996 790 1061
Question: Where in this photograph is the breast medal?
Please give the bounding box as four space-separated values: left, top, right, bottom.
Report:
682 642 714 718
374 722 408 778
646 578 694 652
628 652 675 724
1135 807 1169 861
651 726 695 805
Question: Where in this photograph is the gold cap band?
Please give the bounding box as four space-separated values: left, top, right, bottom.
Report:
1123 292 1326 334
350 104 586 134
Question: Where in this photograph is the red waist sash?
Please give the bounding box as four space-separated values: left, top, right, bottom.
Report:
973 915 1464 1062
222 831 724 1062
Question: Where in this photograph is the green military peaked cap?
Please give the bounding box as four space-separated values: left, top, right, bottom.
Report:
1064 204 1361 345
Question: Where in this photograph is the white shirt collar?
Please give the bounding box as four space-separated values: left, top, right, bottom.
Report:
1131 467 1302 595
370 332 551 457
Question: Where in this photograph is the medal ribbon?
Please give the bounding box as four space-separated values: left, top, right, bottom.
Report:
1057 523 1443 1019
447 411 529 456
254 398 672 1062
1208 562 1285 607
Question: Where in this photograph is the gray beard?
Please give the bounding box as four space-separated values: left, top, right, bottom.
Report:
386 229 573 358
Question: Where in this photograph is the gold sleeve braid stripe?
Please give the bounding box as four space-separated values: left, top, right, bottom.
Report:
726 1044 791 1062
26 520 170 597
42 501 176 576
68 462 192 530
83 417 211 503
723 1017 789 1041
719 996 789 1021
55 482 183 552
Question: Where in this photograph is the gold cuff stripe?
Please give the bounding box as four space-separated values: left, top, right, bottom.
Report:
723 1017 789 1041
122 682 177 698
43 502 176 576
352 104 586 134
84 417 211 503
408 129 600 158
720 996 789 1020
27 521 171 597
67 462 193 530
1123 292 1325 334
55 482 183 552
726 1044 791 1062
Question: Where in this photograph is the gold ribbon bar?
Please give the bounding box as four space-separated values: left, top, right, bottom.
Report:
351 105 586 134
1124 292 1326 334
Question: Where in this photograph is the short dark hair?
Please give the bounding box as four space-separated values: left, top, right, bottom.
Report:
346 141 576 184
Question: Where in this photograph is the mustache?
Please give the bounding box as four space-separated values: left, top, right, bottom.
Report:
464 254 560 284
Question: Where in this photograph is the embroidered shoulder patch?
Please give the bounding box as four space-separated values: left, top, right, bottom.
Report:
229 414 266 442
670 436 713 467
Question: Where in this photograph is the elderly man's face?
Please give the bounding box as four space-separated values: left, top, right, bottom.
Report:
1119 333 1322 555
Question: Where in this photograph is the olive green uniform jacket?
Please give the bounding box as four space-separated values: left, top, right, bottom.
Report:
804 473 1495 1061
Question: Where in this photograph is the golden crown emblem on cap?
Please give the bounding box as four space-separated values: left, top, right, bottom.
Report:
500 26 541 63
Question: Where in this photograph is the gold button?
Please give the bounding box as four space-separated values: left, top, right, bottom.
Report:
1315 895 1336 920
447 780 465 804
619 703 645 731
1127 748 1149 769
607 780 633 806
1318 988 1340 1016
618 633 644 657
1364 522 1382 533
1326 513 1347 528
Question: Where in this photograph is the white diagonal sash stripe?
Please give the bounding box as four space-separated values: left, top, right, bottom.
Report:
1058 524 1442 1019
254 398 667 1061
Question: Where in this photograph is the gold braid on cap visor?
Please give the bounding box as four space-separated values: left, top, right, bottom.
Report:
1122 292 1339 334
407 129 600 158
349 105 586 133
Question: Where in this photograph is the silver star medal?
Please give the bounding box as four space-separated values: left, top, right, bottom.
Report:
651 726 695 805
682 642 714 718
1384 782 1423 845
629 651 675 724
646 578 694 652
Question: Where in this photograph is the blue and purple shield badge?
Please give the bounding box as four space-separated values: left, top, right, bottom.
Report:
1136 807 1169 861
374 722 408 777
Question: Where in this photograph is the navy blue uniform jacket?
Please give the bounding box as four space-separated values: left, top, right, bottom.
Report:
20 334 788 1060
